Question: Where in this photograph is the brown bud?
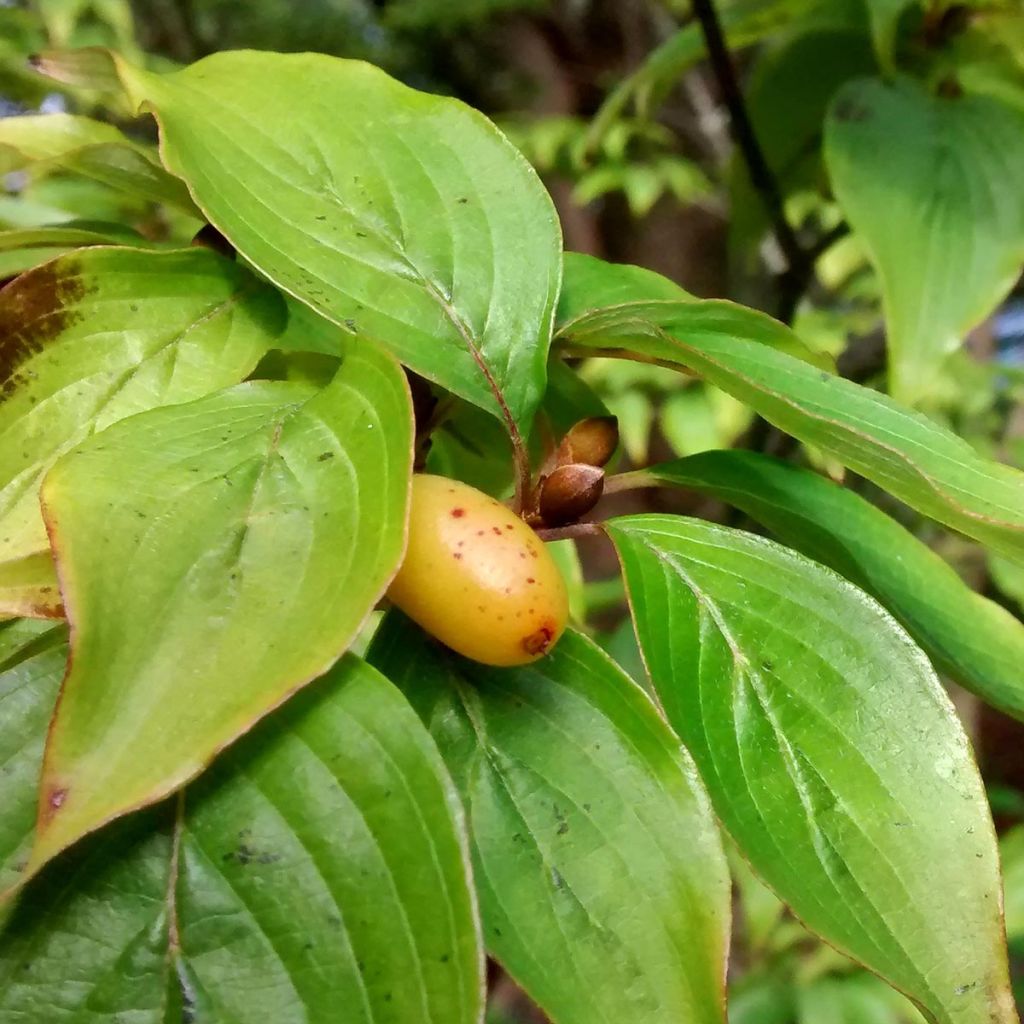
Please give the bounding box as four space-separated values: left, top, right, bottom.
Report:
539 463 605 527
556 416 618 468
191 223 236 259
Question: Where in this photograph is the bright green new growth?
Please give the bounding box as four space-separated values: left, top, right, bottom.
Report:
24 341 412 879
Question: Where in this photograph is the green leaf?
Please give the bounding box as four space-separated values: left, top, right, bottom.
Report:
0 114 124 170
0 553 61 621
559 288 832 370
825 77 1024 404
988 552 1024 612
0 222 157 279
0 113 197 213
557 251 692 327
797 976 927 1024
585 0 826 151
0 223 151 252
30 47 125 95
559 301 1024 565
730 26 875 264
369 617 730 1024
632 450 1024 720
0 656 484 1024
608 514 1015 1024
1002 825 1024 943
863 0 914 68
0 247 72 279
116 50 562 434
0 246 285 616
546 539 585 625
0 619 66 891
22 342 412 880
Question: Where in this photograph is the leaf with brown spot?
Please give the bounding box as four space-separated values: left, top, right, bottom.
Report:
0 246 285 617
0 552 62 621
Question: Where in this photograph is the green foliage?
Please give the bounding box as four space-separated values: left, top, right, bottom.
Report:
116 50 562 433
825 76 1024 404
0 3 1021 1021
370 617 731 1024
507 115 714 218
559 297 1024 564
24 345 412 878
0 651 483 1024
609 515 1014 1024
634 450 1024 720
0 247 285 617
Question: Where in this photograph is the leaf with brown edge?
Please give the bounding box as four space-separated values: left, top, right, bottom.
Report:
12 339 412 886
632 449 1024 721
609 514 1016 1024
0 618 67 893
369 616 730 1024
0 246 285 618
559 303 1024 565
112 50 562 435
0 655 483 1024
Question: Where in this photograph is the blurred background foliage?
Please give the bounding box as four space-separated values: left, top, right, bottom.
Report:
1 0 1023 1020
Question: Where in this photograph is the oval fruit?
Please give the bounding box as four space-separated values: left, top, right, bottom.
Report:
387 475 569 666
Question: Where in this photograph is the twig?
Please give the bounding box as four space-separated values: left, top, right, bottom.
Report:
690 0 803 272
690 0 851 325
535 522 604 542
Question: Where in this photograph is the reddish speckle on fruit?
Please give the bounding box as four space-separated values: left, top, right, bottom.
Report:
522 624 555 656
386 475 569 666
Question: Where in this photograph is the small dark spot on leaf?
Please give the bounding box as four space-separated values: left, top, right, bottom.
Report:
318 451 334 461
450 507 465 518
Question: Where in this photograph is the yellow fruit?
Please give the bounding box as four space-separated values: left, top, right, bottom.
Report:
387 475 569 666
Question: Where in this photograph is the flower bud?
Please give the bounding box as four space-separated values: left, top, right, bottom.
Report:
556 416 618 468
539 463 605 527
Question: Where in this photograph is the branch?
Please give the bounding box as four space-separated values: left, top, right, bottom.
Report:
690 0 803 272
534 522 604 542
